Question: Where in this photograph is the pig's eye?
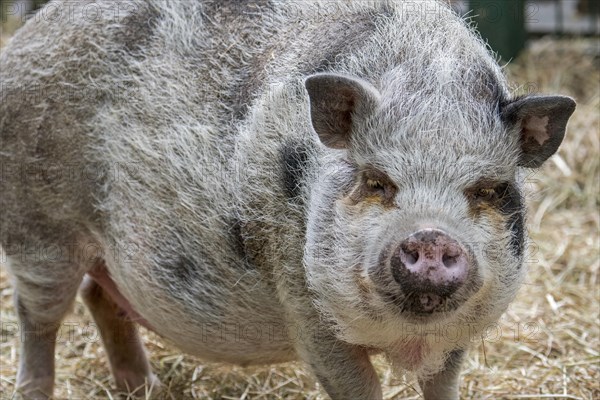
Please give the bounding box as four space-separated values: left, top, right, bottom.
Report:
465 181 509 205
348 169 397 206
366 178 385 191
475 188 497 200
364 176 390 197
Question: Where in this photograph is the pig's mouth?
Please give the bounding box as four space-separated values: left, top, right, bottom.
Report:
415 293 443 312
376 266 484 321
380 288 467 318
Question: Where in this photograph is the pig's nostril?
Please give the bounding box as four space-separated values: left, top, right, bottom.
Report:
403 248 419 265
442 253 458 268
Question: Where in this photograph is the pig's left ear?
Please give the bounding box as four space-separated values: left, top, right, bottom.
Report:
305 73 380 149
502 95 576 168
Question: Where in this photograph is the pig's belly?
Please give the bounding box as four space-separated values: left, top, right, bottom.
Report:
86 263 297 365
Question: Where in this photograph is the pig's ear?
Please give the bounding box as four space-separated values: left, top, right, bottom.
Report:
502 95 576 168
305 73 380 149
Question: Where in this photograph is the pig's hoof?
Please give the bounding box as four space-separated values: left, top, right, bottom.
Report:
13 387 51 400
115 371 163 398
14 377 53 400
146 374 163 397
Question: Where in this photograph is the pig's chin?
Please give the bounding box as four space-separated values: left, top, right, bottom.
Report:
381 290 465 315
326 299 470 352
373 281 482 325
395 303 467 325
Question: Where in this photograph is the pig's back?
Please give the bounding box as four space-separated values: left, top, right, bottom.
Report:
0 0 373 218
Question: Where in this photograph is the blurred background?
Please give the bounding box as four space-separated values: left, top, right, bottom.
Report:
1 1 598 399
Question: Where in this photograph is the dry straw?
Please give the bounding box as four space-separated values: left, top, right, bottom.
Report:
0 36 598 400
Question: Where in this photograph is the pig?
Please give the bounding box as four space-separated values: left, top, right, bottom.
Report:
0 0 576 399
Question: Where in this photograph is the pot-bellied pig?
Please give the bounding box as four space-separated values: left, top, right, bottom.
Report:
0 0 575 399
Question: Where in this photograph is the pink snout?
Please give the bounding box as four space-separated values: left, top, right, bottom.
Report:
391 229 468 301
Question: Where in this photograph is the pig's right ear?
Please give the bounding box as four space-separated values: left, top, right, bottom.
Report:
305 73 380 149
502 95 576 168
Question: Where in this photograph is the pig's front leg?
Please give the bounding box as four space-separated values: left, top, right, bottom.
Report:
295 321 382 400
418 349 465 400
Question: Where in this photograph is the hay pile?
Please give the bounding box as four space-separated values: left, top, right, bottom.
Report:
1 38 598 399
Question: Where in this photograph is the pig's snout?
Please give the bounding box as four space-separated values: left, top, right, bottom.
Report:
391 229 468 310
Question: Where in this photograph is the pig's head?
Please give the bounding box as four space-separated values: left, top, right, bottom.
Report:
302 72 575 358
